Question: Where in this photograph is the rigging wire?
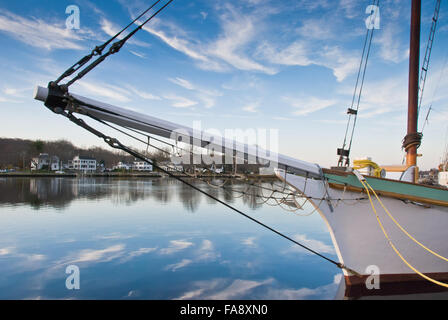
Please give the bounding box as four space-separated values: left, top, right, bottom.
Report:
337 0 379 167
54 0 163 85
59 0 174 88
417 0 442 122
420 49 448 134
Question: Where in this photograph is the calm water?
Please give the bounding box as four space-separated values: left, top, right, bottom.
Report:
0 177 341 300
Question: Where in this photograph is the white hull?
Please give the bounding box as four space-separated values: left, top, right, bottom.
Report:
276 170 448 297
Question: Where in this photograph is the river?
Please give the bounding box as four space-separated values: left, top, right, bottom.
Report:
0 177 340 299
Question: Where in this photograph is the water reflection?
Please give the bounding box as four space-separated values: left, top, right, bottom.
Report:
0 177 286 211
0 177 341 300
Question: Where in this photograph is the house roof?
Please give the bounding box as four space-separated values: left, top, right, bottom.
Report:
77 155 96 160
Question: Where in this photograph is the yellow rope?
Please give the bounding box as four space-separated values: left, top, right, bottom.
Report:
363 180 448 263
353 159 383 178
360 179 448 288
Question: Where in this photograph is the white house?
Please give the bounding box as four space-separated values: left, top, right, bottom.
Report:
31 153 49 171
159 161 183 172
70 156 97 172
133 161 153 172
113 161 133 171
31 153 60 171
50 156 60 171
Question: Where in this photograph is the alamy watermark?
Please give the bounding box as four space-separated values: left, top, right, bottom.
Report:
65 265 80 290
365 265 380 290
66 5 80 30
169 121 279 167
365 5 380 30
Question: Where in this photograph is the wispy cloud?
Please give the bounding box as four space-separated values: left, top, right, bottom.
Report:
175 278 274 300
0 247 46 262
163 94 198 108
196 239 221 262
0 10 91 50
96 233 134 240
296 0 332 11
161 239 220 272
126 85 162 100
165 258 193 272
256 40 311 68
129 247 158 257
141 18 218 69
205 5 276 75
69 244 126 264
129 50 147 59
74 81 131 103
283 96 337 116
122 1 363 81
241 236 257 247
318 46 359 82
287 234 335 254
257 41 359 82
242 103 259 113
263 274 342 299
0 247 15 256
0 95 23 104
99 18 150 48
137 4 276 74
160 240 194 254
120 247 158 263
3 86 31 98
297 18 334 40
374 24 409 63
336 74 408 119
169 77 195 90
169 77 222 108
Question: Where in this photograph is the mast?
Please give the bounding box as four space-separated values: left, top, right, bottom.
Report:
405 0 421 168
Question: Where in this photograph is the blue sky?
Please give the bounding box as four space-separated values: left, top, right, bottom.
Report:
0 0 447 169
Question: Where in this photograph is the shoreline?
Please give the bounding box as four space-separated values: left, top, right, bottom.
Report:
0 172 277 179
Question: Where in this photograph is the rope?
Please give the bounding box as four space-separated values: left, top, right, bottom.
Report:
353 159 383 178
358 177 448 288
402 132 423 151
363 179 448 263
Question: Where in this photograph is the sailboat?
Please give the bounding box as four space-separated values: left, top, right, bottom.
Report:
34 0 448 298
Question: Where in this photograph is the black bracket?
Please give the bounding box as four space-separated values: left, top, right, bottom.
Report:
347 108 358 115
337 148 350 157
44 82 69 114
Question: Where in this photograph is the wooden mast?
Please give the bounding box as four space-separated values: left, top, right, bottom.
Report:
406 0 421 169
